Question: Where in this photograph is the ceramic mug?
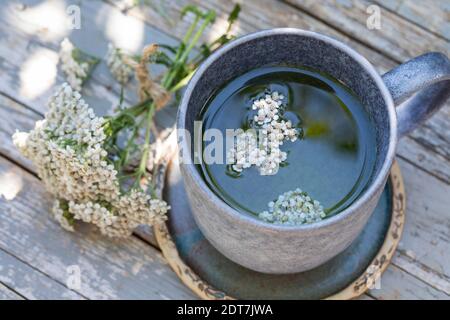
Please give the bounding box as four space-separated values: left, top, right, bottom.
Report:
177 29 450 274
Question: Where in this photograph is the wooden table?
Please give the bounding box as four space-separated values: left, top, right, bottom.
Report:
0 0 449 300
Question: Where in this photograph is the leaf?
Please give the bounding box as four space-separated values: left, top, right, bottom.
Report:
158 44 177 54
199 43 211 59
228 4 241 24
181 5 205 18
151 51 174 68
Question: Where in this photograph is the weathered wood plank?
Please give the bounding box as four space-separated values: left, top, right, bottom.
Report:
0 283 24 300
397 137 450 184
392 251 450 296
2 90 449 299
396 158 450 284
0 156 196 299
0 0 178 125
409 110 450 161
2 0 447 184
0 249 83 299
373 0 450 41
105 0 450 184
108 0 396 72
284 0 450 62
0 94 39 172
368 265 449 300
0 0 448 299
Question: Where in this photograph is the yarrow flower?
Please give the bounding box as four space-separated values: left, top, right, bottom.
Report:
13 83 169 237
105 43 135 85
12 4 241 239
259 188 326 225
227 91 300 175
59 38 98 91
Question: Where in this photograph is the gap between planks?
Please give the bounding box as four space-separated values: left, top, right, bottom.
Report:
372 0 450 42
103 0 450 182
0 282 26 300
0 154 197 299
0 0 448 298
0 246 85 300
1 0 447 183
1 91 449 298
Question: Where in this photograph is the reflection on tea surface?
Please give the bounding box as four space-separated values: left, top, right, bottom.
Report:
199 66 376 219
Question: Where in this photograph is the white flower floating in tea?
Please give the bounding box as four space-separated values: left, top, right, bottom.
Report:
12 84 169 237
259 188 326 225
59 38 99 92
227 91 300 175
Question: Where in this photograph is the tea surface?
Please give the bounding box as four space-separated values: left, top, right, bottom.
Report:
199 66 376 218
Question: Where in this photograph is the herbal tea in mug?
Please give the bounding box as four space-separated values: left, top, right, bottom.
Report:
198 66 376 225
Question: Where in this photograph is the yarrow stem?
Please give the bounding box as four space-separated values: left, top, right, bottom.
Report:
162 10 216 90
132 101 157 196
13 4 241 238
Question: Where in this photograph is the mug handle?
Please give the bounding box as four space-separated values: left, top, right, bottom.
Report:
382 52 450 137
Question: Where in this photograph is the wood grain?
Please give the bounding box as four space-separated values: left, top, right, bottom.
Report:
0 249 83 300
0 283 24 300
0 156 196 299
0 0 448 299
373 0 450 41
396 158 450 285
0 0 178 123
368 265 449 300
105 0 450 184
284 0 449 62
2 92 449 299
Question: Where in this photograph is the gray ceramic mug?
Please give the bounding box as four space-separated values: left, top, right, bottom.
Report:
177 29 450 274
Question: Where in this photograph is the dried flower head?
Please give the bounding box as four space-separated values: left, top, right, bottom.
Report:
105 43 135 85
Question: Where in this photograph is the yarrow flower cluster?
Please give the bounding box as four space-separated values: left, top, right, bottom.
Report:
227 91 299 175
105 43 134 85
13 84 169 237
59 38 98 91
13 4 241 239
259 189 326 225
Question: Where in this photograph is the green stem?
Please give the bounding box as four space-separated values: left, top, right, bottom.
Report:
132 102 156 197
116 98 153 119
120 115 146 168
179 14 214 63
161 15 200 88
163 13 214 90
169 69 196 92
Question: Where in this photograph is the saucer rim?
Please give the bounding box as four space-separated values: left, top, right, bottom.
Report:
155 160 405 300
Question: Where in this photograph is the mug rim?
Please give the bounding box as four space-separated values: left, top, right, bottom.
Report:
177 28 398 232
